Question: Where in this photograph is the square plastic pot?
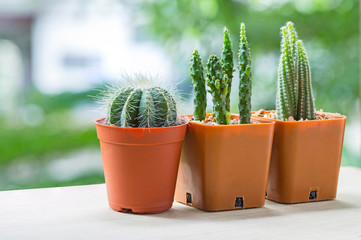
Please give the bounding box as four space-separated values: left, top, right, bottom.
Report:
175 114 275 211
253 111 347 203
95 117 187 214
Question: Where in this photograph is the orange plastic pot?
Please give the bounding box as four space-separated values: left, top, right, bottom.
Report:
253 111 346 203
95 118 187 214
175 114 275 211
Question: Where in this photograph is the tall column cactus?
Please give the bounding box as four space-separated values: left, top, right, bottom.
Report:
190 49 207 121
238 23 252 124
296 40 315 120
206 55 229 125
276 21 315 121
221 27 234 112
277 25 296 120
288 22 299 111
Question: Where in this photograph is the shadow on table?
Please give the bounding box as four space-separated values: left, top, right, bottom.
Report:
93 195 359 224
144 197 359 222
266 197 357 212
143 203 281 222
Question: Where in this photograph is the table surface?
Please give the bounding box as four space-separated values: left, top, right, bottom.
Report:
1 167 361 240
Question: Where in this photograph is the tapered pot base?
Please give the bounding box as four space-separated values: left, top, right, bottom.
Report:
109 201 173 214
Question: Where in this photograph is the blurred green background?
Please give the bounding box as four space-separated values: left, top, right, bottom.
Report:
0 0 359 190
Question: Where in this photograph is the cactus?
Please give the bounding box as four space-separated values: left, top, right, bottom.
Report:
276 21 315 121
188 25 254 125
206 55 230 125
238 23 252 124
288 21 299 111
221 27 234 112
296 40 315 120
120 88 143 127
108 86 177 128
190 49 207 121
277 26 296 120
109 87 134 125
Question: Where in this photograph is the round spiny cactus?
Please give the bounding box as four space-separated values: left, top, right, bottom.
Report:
104 75 178 128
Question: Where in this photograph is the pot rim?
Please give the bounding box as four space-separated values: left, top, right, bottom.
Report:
252 110 346 124
94 117 189 130
182 114 275 128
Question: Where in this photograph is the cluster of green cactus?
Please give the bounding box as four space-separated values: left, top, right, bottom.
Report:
189 24 252 125
276 21 315 121
206 55 230 125
108 86 177 128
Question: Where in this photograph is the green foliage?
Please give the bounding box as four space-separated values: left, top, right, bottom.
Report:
0 114 98 164
0 88 103 190
0 88 103 166
276 21 315 120
221 27 234 112
238 23 252 124
205 55 229 125
129 0 359 117
109 86 177 128
189 49 207 121
28 89 99 113
1 172 105 191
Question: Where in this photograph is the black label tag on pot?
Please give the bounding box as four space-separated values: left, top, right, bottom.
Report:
235 197 244 208
309 191 317 200
186 192 192 204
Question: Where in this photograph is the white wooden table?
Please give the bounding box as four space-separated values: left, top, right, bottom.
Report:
1 167 361 240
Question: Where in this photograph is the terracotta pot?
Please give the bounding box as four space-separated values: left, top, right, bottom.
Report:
253 111 346 203
175 114 275 211
95 118 187 214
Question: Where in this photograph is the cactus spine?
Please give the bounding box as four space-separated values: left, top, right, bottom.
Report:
276 21 315 121
190 49 207 121
221 27 234 112
206 55 230 125
238 23 252 124
109 86 177 128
